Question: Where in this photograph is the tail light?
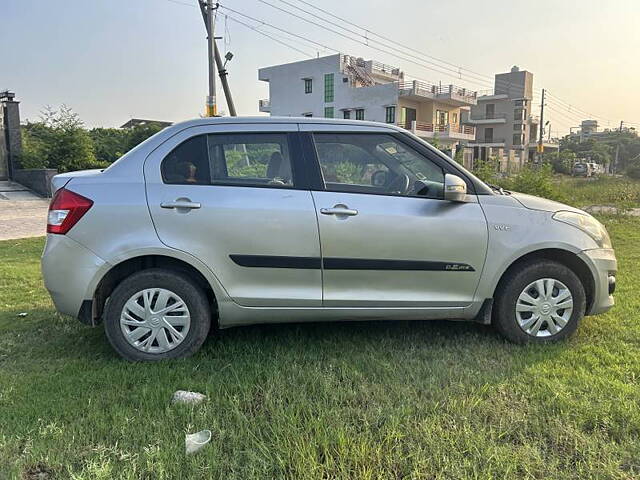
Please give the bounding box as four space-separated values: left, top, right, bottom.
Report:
47 188 93 234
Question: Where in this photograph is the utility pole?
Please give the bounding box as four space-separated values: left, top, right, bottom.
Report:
614 120 624 174
537 88 545 163
198 1 236 116
206 0 217 117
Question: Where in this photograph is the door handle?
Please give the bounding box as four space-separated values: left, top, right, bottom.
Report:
320 206 358 216
160 200 201 210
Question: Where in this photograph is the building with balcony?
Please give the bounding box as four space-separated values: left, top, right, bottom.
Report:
465 66 554 171
258 54 477 164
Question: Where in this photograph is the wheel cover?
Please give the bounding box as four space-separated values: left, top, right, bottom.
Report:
515 278 573 338
120 288 191 354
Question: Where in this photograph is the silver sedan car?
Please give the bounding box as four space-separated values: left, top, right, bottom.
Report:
41 117 616 361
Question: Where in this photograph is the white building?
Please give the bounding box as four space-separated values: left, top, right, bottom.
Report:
258 54 477 165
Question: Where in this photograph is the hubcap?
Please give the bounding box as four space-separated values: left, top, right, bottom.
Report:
515 278 573 337
120 288 191 354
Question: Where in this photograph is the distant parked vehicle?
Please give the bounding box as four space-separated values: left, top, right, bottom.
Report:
41 117 617 361
572 162 592 177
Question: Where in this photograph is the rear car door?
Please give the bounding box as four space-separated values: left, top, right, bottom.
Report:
301 124 488 307
144 123 321 306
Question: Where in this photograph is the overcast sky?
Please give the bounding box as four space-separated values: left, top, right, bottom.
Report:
2 0 639 134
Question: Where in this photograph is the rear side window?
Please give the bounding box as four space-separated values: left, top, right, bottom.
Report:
161 133 294 188
161 135 210 185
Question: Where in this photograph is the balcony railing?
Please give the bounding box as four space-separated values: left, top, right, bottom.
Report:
398 121 475 137
397 80 477 103
471 137 506 144
468 112 508 121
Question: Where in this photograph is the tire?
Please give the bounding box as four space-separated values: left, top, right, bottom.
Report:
493 260 586 344
104 268 211 361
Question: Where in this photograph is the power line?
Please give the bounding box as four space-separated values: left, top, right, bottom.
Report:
219 5 338 55
264 0 544 96
287 0 496 82
254 0 497 88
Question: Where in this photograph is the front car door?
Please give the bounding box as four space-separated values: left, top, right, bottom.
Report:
144 123 322 307
300 124 488 308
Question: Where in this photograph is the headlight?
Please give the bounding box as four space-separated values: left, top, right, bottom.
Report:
552 211 612 248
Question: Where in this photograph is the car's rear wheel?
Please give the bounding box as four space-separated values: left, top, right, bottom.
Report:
104 269 211 361
494 260 586 343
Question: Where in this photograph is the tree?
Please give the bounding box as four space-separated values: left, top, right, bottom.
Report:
18 105 106 172
89 127 129 164
543 150 576 175
125 122 165 152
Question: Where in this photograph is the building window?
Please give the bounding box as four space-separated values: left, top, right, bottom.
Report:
512 133 523 145
484 127 494 142
436 110 449 125
452 112 458 124
304 78 312 94
514 108 524 120
385 106 396 124
324 73 334 102
514 123 525 131
343 110 351 119
324 107 334 118
355 109 365 120
514 99 523 107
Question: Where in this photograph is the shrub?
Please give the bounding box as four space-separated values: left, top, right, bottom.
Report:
627 164 640 180
501 164 566 203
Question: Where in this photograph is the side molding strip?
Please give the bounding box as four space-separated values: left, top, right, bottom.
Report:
230 255 474 272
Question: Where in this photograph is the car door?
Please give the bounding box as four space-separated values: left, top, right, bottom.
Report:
144 123 322 307
300 124 488 308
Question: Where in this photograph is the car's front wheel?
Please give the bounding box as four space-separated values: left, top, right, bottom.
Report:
494 260 586 343
104 269 211 361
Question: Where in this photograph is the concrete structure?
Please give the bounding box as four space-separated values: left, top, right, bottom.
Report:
258 54 477 164
466 67 557 172
120 118 172 129
0 91 22 180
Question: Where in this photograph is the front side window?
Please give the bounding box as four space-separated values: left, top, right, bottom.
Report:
324 74 334 102
304 78 312 94
355 109 365 120
313 133 445 199
162 133 294 188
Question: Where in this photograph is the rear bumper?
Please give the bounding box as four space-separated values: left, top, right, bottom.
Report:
579 248 617 315
41 234 107 318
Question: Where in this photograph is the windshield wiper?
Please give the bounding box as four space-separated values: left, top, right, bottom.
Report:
487 183 510 195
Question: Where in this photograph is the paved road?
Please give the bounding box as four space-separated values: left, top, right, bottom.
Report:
0 181 50 241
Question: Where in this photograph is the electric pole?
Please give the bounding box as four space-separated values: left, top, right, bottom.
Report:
198 1 236 116
614 120 624 174
206 0 217 117
537 88 545 163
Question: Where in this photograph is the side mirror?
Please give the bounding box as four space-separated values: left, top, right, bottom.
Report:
371 170 387 187
444 174 468 202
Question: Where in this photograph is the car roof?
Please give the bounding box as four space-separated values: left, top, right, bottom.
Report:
166 116 403 131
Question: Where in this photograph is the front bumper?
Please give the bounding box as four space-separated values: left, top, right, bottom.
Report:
41 234 107 318
579 248 617 315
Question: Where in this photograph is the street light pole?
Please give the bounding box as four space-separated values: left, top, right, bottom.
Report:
206 0 217 117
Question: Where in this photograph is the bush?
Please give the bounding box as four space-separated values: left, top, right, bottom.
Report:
472 157 500 184
627 164 640 180
501 164 567 203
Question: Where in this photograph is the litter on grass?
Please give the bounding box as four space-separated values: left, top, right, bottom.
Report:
185 430 212 454
172 390 207 405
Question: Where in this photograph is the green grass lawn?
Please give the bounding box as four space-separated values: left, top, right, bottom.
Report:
1 216 639 479
553 175 640 210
